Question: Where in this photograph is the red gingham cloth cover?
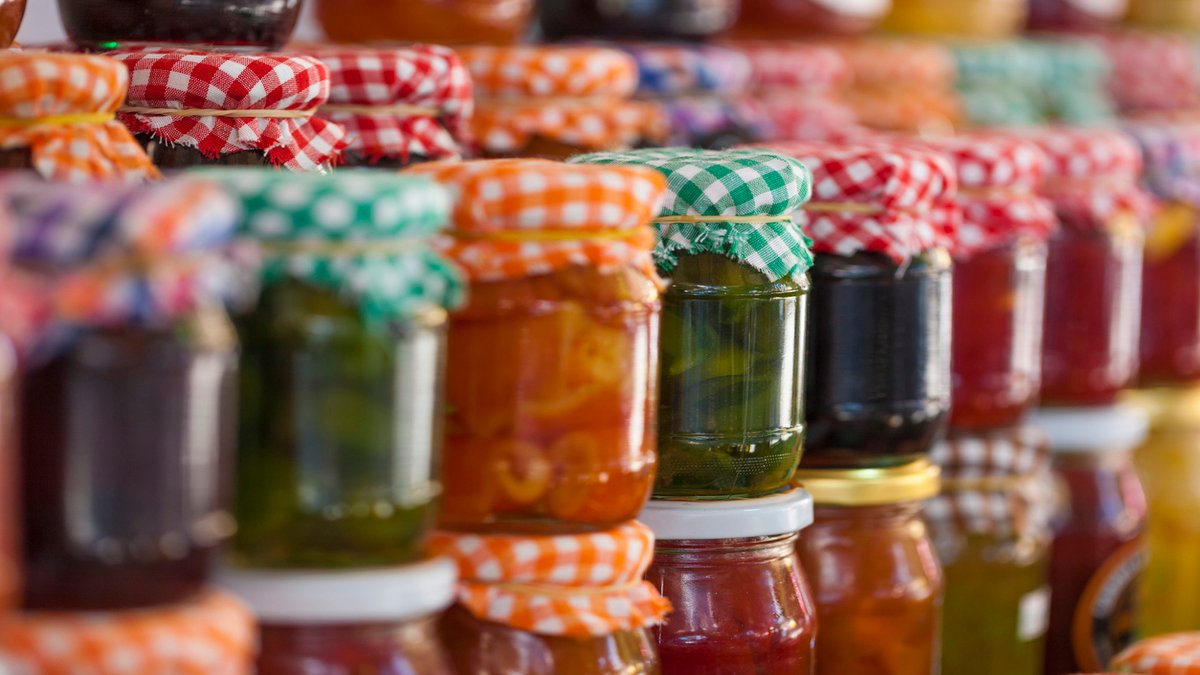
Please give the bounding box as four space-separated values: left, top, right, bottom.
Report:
301 44 472 164
1113 633 1200 674
754 140 958 262
750 93 862 142
427 522 671 638
1098 32 1200 114
108 47 347 171
723 41 850 92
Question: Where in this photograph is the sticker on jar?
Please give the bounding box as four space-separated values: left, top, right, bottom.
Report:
1018 586 1051 641
810 0 891 18
1066 0 1129 19
1071 539 1147 672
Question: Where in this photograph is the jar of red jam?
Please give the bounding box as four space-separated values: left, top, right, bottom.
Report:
220 558 457 675
0 335 15 613
538 0 737 40
729 0 890 37
642 489 817 675
1015 128 1148 407
0 177 243 611
1031 405 1149 675
795 459 944 675
58 0 300 50
1027 0 1128 29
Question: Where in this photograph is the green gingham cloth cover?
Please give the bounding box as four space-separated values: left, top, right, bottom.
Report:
569 148 813 281
197 169 464 325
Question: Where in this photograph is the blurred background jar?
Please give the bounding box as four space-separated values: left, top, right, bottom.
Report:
539 0 737 41
317 0 532 45
57 0 300 50
728 0 890 37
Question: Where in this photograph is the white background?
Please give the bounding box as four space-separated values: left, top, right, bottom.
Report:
17 1 325 44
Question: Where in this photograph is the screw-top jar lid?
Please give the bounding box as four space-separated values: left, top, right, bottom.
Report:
1030 404 1149 454
793 459 942 507
218 557 457 625
639 488 814 540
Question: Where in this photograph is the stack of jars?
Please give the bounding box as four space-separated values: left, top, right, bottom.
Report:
407 158 673 674
1018 126 1154 674
568 147 820 674
208 170 466 673
0 177 255 671
761 139 954 675
826 39 962 135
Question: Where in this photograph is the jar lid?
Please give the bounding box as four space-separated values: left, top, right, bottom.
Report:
825 38 956 88
1123 120 1200 207
1099 31 1200 114
639 488 814 540
793 459 942 506
1030 404 1150 453
950 41 1046 87
622 43 752 96
723 41 849 92
1113 632 1200 674
218 557 457 624
458 45 638 99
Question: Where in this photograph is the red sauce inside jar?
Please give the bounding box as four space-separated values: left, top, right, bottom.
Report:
1138 207 1200 385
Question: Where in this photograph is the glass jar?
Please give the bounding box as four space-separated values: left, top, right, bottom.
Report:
794 460 944 675
440 605 660 675
538 0 736 40
1027 0 1129 29
642 490 818 675
317 0 532 45
1127 0 1200 28
951 238 1047 429
20 318 237 611
1032 405 1149 675
657 254 808 498
234 280 446 568
804 250 953 467
882 0 1027 36
137 137 275 169
729 0 891 37
57 0 301 50
220 559 457 675
0 335 15 612
1041 217 1143 406
1139 204 1200 385
0 0 24 49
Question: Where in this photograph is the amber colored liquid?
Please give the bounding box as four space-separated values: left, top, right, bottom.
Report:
316 0 533 46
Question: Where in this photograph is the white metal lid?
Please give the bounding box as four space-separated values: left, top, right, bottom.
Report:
638 488 815 540
217 557 457 624
1030 404 1150 454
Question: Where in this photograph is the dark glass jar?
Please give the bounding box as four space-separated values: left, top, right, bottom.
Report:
136 135 274 170
804 250 953 467
0 0 24 49
1027 0 1129 29
728 0 890 37
538 0 736 40
57 0 301 50
657 253 808 498
20 316 237 611
642 490 817 675
0 335 15 612
1138 204 1200 385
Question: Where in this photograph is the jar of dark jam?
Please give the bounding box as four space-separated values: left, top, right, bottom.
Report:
1027 0 1129 30
538 0 737 41
57 0 301 50
0 335 16 612
728 0 891 37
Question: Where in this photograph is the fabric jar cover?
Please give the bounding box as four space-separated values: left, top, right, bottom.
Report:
569 148 814 282
914 132 1057 258
405 158 667 283
723 41 850 93
108 47 347 172
755 140 958 264
197 169 463 327
952 41 1047 128
426 521 670 638
925 426 1056 541
457 46 666 155
0 176 243 362
0 589 255 675
300 44 472 165
823 39 961 133
1098 32 1200 114
1113 633 1200 674
0 52 157 182
623 43 751 97
1123 121 1200 209
1034 39 1115 126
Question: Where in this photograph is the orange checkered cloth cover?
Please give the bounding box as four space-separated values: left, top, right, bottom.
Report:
0 52 157 182
1113 633 1200 674
406 158 667 282
427 522 671 638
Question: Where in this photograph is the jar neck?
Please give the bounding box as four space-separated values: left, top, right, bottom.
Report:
653 532 799 563
812 502 924 528
260 615 437 646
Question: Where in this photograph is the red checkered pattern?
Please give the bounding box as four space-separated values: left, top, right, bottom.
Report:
758 140 958 262
748 92 862 142
302 44 472 164
1113 633 1200 674
1099 32 1200 113
109 47 346 171
723 41 850 92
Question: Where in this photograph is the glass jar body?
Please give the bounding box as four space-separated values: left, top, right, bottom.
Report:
728 0 890 37
316 0 533 45
1127 0 1200 29
951 239 1047 430
57 0 301 50
1041 223 1143 406
797 502 944 675
1027 0 1129 29
136 134 276 170
441 264 659 533
234 280 445 569
0 0 24 48
0 336 15 612
20 320 236 610
257 616 453 675
538 0 736 40
1044 450 1147 675
646 534 817 675
804 250 952 468
1139 204 1200 385
882 0 1027 36
439 605 661 675
656 253 808 498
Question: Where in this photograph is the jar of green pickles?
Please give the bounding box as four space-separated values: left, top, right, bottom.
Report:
205 170 463 569
572 148 814 499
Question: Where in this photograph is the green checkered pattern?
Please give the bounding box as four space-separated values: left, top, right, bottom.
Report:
570 148 813 281
195 168 464 325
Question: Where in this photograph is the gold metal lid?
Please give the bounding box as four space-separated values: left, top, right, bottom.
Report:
793 459 942 507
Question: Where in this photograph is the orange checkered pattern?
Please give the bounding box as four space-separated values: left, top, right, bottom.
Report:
406 159 667 281
1113 633 1200 674
0 53 157 182
0 590 255 675
825 39 957 88
459 46 639 99
470 99 668 155
427 522 671 638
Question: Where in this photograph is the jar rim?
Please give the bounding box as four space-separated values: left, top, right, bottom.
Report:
793 458 941 506
638 488 814 540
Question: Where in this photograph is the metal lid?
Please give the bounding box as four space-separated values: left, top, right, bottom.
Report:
793 458 942 506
